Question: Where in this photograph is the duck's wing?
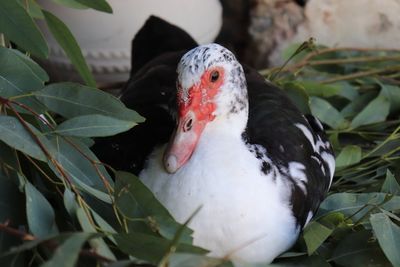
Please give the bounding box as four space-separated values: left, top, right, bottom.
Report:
92 16 198 175
243 67 335 228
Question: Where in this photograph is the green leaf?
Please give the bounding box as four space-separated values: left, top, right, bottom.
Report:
351 92 390 128
381 170 400 195
379 83 400 114
16 0 44 19
281 43 311 63
317 193 400 222
370 213 400 267
63 188 78 217
0 172 26 266
42 233 94 267
55 114 136 137
42 11 96 87
115 171 193 243
34 82 144 122
299 81 358 100
271 255 331 267
330 230 390 267
25 182 58 238
281 82 311 114
49 0 87 9
366 139 400 158
0 115 48 161
0 141 22 186
303 221 333 255
114 233 206 265
310 97 349 129
91 210 117 244
168 253 226 267
0 47 48 113
75 0 113 13
76 207 116 260
0 0 48 58
341 91 376 118
49 136 113 203
335 145 362 169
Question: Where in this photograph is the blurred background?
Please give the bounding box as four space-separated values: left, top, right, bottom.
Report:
37 0 400 86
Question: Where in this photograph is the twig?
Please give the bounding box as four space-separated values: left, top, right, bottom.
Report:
0 34 5 47
260 46 400 76
0 220 35 241
320 66 400 84
0 221 113 263
3 96 123 229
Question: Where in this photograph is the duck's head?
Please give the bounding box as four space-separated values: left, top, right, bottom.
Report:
163 43 248 173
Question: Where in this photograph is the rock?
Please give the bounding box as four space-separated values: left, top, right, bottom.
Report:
296 0 400 49
244 0 306 68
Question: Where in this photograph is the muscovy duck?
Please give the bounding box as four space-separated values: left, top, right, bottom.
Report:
93 16 335 265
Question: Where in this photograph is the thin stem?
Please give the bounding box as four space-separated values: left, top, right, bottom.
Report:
0 221 113 263
320 66 400 84
23 154 62 185
260 46 400 76
0 33 5 47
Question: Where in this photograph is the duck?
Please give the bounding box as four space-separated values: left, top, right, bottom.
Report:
93 16 335 265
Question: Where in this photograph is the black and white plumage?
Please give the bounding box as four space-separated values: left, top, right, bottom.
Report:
93 16 334 265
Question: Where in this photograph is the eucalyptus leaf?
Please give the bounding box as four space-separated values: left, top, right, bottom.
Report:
91 210 117 244
42 233 95 267
76 207 116 260
0 172 26 266
381 170 400 195
0 0 48 58
303 221 333 255
0 116 48 162
0 47 48 113
55 114 137 137
49 0 87 9
34 82 144 122
0 141 22 184
115 171 193 243
330 230 390 267
370 213 400 267
340 91 377 119
43 11 96 87
115 233 206 265
310 97 349 129
380 83 400 114
63 188 78 217
335 145 362 169
48 136 113 202
281 82 311 114
16 0 44 19
271 255 331 267
351 92 390 128
317 193 400 222
75 0 113 13
364 138 400 158
299 81 358 100
25 182 58 238
106 260 149 267
168 253 227 267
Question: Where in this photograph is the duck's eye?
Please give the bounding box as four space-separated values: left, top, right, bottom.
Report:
210 70 220 83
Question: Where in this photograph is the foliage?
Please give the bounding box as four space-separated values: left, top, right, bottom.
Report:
264 40 400 267
0 2 400 266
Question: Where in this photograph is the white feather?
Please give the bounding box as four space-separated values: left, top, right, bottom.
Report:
140 122 299 265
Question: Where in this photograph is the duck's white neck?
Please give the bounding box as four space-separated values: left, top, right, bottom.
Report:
204 107 248 139
207 78 249 138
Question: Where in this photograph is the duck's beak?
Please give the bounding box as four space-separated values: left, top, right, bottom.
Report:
163 68 223 173
163 84 216 174
163 110 207 173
